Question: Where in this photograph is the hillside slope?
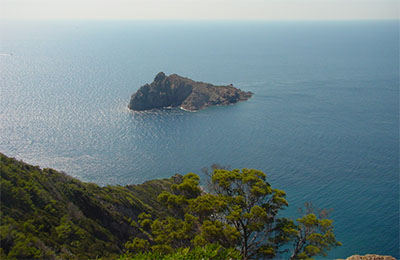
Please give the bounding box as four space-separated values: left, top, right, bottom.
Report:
0 153 177 259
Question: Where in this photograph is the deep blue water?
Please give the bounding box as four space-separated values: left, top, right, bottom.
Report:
0 20 398 259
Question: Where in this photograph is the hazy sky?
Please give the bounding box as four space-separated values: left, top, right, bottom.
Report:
1 0 398 20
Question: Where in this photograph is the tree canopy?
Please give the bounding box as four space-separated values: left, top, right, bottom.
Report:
0 153 340 260
125 168 341 260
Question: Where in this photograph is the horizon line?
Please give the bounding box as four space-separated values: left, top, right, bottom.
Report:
1 18 399 22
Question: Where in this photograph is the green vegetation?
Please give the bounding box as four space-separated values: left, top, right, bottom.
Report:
0 153 340 259
0 153 177 259
122 244 242 260
123 168 341 260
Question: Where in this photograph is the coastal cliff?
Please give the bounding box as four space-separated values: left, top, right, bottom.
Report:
0 153 397 260
128 72 253 111
0 153 177 259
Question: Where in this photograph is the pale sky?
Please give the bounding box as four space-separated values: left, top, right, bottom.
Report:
1 0 399 20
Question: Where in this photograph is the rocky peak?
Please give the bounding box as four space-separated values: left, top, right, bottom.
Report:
128 73 253 111
154 72 166 82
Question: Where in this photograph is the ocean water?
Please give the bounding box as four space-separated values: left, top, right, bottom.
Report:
0 20 398 259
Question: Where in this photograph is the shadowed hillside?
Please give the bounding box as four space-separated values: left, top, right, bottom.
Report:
0 153 177 259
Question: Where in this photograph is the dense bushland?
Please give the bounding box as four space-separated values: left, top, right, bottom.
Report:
0 153 340 259
0 153 176 259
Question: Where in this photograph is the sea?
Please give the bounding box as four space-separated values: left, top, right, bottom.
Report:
0 20 398 259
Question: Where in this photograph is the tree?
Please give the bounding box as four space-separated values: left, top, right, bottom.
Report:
127 169 340 260
290 203 342 259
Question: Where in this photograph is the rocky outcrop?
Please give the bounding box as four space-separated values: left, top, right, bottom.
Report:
128 72 253 111
337 255 397 260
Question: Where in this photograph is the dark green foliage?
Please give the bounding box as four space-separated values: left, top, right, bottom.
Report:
125 169 341 260
121 244 241 260
0 153 176 259
0 154 340 259
290 203 342 259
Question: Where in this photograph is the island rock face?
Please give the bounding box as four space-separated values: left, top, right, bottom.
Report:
128 72 253 111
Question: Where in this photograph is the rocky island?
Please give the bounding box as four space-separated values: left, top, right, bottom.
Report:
128 72 253 111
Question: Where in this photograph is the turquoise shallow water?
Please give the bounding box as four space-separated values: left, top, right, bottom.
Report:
0 20 398 259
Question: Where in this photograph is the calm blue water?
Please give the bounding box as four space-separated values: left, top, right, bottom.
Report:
0 20 398 259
